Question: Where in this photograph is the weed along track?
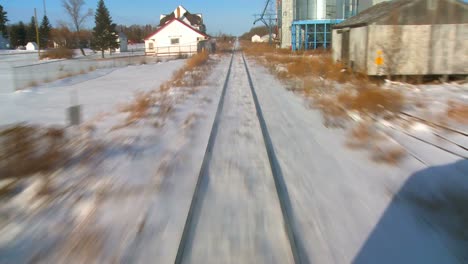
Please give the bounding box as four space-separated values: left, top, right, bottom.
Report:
174 51 302 264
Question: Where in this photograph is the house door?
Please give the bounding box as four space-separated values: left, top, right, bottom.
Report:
341 31 350 66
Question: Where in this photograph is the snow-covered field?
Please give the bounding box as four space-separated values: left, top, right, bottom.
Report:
0 50 466 263
0 46 151 93
0 59 185 126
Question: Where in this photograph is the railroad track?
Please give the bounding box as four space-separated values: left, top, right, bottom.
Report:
174 50 304 263
399 111 468 137
372 112 468 165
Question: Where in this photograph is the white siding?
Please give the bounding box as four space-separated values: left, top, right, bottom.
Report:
251 35 262 42
145 20 207 56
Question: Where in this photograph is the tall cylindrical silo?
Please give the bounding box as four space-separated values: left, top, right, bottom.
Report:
295 0 317 20
295 0 340 20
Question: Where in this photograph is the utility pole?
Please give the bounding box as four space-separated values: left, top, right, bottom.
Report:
34 8 41 59
254 0 277 45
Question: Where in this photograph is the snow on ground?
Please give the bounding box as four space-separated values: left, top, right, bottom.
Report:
0 60 185 126
0 50 38 55
0 54 229 263
0 49 466 263
0 48 152 93
376 81 468 165
247 58 467 263
0 52 40 93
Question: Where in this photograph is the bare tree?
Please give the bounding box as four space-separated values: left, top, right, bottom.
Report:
62 0 92 55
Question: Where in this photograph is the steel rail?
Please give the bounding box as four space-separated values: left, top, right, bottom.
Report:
242 53 306 264
174 52 234 264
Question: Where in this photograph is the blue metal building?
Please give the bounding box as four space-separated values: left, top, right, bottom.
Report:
278 0 380 50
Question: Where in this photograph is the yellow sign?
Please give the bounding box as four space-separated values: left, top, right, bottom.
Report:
375 56 384 65
375 50 384 66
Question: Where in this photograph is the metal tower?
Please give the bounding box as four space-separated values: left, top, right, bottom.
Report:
254 0 277 45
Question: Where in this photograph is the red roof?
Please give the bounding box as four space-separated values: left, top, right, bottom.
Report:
144 18 210 40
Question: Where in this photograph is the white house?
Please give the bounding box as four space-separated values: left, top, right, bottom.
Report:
251 34 262 42
26 42 38 51
145 18 209 56
160 5 205 32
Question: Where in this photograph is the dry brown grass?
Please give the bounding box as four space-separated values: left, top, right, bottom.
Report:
119 91 155 123
59 72 75 79
187 51 209 69
241 41 278 56
172 51 210 87
334 84 405 115
0 125 68 179
371 146 406 164
447 101 468 124
345 122 406 164
27 80 39 87
314 97 348 128
171 68 186 87
242 40 351 88
346 122 378 149
114 51 211 129
215 40 233 53
350 87 404 115
40 48 74 59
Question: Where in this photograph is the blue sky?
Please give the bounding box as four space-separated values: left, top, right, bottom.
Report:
2 0 267 36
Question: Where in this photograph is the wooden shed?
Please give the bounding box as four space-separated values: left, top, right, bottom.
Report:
332 0 468 78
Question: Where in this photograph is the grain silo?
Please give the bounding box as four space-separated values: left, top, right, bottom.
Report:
278 0 385 49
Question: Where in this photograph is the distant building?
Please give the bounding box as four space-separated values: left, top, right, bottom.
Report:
261 34 276 42
251 34 262 42
160 5 206 32
332 0 468 77
145 5 209 56
0 35 9 49
277 0 386 49
26 42 38 51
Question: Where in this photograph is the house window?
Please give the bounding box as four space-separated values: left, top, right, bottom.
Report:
171 38 180 45
149 42 154 50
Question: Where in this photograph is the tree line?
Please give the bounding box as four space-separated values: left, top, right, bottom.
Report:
239 26 269 41
0 0 156 57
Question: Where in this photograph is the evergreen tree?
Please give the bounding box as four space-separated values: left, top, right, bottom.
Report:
0 5 8 38
26 16 37 43
9 22 27 48
90 0 118 58
39 15 52 48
